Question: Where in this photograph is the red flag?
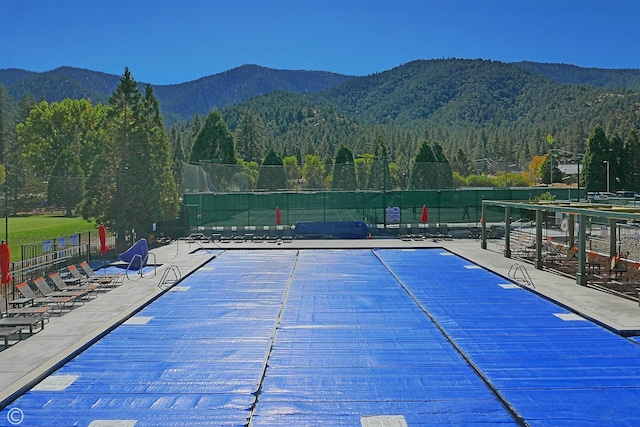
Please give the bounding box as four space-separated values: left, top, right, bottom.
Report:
275 207 282 225
99 224 109 254
420 205 428 223
0 240 11 284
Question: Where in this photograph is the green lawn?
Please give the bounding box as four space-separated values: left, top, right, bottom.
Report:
2 215 97 261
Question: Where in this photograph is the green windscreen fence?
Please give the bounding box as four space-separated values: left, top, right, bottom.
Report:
183 187 582 229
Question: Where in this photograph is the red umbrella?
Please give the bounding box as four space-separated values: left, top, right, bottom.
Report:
420 205 428 223
99 224 109 254
275 207 282 225
0 240 11 285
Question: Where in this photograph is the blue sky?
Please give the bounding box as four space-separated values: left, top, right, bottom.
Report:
2 0 640 85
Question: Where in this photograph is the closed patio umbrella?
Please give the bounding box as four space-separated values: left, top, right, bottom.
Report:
99 224 109 254
0 240 10 285
420 205 428 223
0 241 8 316
276 207 282 225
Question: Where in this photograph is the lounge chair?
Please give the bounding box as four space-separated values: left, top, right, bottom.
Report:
0 294 52 318
70 263 122 291
15 280 79 315
49 271 101 294
0 295 46 334
33 276 90 301
0 317 44 336
77 261 122 284
0 327 22 348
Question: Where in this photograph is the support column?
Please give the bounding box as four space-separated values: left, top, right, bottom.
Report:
568 214 575 249
481 203 487 249
504 207 511 258
609 219 617 257
576 213 587 286
535 209 543 270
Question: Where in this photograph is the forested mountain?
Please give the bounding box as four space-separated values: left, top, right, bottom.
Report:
514 61 640 90
4 59 640 173
0 65 354 123
219 59 640 172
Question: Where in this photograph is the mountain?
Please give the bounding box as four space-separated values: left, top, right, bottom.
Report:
514 61 640 90
152 64 354 122
219 59 640 164
0 64 354 122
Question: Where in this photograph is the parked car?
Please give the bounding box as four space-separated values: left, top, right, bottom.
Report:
616 191 640 200
588 192 616 201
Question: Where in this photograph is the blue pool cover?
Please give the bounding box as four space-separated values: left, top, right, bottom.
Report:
3 248 640 426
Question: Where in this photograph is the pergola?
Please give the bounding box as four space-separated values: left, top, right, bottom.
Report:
481 200 640 286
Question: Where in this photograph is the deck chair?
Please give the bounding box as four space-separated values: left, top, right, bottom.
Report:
0 294 52 318
70 263 122 291
15 281 79 315
33 276 90 301
0 294 46 334
77 261 122 284
0 327 22 348
49 271 102 294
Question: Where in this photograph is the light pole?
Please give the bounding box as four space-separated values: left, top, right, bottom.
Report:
576 153 584 202
603 160 610 193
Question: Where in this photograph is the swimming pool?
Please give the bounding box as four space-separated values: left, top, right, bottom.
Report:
2 248 640 426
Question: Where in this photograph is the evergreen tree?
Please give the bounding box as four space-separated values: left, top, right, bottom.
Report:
82 68 179 239
540 154 563 184
452 148 472 177
624 129 640 193
235 109 265 163
431 141 453 189
368 135 391 190
256 147 286 190
48 148 84 217
189 110 236 164
408 140 437 189
331 145 357 190
584 126 610 192
610 132 624 192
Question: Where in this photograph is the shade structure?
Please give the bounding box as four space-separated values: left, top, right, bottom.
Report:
420 205 428 223
276 207 282 225
98 224 109 254
0 240 11 284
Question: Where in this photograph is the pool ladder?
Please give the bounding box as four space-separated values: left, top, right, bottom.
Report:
158 265 181 290
508 262 535 288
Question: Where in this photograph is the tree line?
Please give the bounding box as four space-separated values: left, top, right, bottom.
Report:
2 64 640 241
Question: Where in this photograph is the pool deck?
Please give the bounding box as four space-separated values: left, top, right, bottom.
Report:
1 237 640 409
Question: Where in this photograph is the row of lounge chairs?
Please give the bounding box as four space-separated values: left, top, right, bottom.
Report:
210 233 293 243
0 261 123 349
510 234 640 299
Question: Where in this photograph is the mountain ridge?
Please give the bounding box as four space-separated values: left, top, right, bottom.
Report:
0 64 355 122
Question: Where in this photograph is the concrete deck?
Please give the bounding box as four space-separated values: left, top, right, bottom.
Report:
1 237 640 409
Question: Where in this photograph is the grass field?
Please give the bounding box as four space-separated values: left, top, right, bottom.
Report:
2 215 97 261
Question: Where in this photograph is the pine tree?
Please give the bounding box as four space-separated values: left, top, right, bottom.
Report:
408 140 437 189
189 110 236 164
256 147 286 190
235 109 265 163
584 126 610 192
331 145 357 190
431 141 453 189
624 129 640 193
82 68 178 239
